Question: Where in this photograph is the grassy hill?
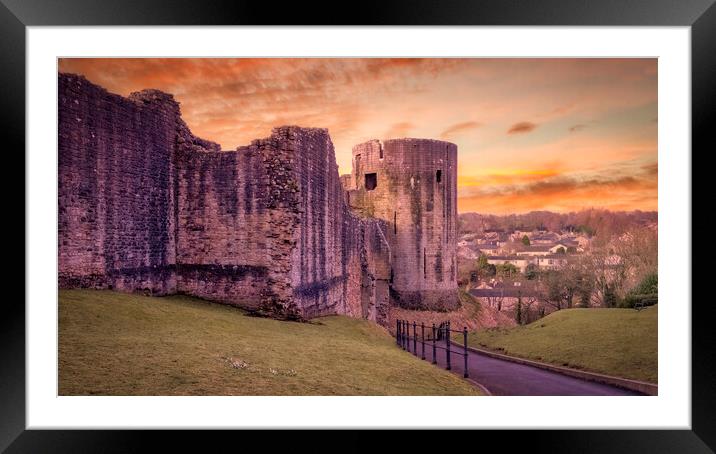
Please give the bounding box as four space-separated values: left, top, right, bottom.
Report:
466 306 657 383
59 289 480 395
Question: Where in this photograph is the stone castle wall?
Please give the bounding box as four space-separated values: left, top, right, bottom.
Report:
347 138 459 311
58 74 180 295
58 73 390 325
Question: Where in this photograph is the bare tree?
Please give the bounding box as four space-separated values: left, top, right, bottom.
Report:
612 226 658 292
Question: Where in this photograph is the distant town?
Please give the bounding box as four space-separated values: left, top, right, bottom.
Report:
457 209 658 325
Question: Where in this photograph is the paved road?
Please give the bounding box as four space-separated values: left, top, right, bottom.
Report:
400 337 641 396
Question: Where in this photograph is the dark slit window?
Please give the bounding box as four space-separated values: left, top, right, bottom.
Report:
423 248 427 279
436 169 442 183
365 173 377 190
393 211 397 234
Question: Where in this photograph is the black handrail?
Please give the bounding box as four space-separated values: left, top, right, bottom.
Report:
395 319 470 379
421 323 426 360
431 323 437 364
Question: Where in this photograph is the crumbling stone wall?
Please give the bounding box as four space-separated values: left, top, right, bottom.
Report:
174 134 277 312
58 74 180 295
347 138 459 311
58 73 390 325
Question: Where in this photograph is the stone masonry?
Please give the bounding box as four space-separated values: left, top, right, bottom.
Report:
58 73 455 325
58 73 391 324
344 139 459 311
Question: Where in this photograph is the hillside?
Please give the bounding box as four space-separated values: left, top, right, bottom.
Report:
389 289 516 337
466 306 657 383
59 290 480 395
459 209 657 238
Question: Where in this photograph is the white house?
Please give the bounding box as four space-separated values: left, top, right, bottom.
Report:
534 255 568 270
487 255 533 272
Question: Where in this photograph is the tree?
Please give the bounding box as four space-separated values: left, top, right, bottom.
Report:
604 285 618 308
577 272 593 308
524 263 539 280
476 254 496 279
584 249 626 307
483 264 497 277
520 294 539 324
516 294 523 325
540 270 566 311
496 263 519 278
521 235 530 246
538 259 592 310
560 259 589 309
477 254 489 269
612 228 658 292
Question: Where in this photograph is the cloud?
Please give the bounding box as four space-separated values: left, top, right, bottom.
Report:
458 168 562 188
58 57 657 213
58 58 464 153
507 121 538 135
384 122 414 138
439 121 482 139
458 165 657 214
642 162 658 175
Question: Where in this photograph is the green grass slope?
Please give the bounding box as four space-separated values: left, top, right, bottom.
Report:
467 306 657 383
59 289 480 395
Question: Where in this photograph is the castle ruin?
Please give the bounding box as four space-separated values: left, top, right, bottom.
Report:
58 73 458 326
344 139 459 311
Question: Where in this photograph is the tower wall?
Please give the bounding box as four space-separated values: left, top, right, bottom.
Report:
349 138 459 311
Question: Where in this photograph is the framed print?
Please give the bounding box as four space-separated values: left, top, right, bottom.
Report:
5 0 713 451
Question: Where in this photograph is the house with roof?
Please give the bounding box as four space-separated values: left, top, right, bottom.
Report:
475 241 500 255
457 243 480 260
515 245 554 257
549 243 571 254
534 254 568 270
530 232 560 244
486 255 533 272
469 283 548 321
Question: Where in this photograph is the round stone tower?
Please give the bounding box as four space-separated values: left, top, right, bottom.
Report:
348 138 459 311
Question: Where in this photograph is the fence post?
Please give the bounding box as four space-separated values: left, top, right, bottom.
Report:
421 322 425 360
401 320 405 348
446 321 451 370
396 319 400 345
403 320 407 350
403 320 410 351
432 323 437 364
463 326 469 378
413 321 417 355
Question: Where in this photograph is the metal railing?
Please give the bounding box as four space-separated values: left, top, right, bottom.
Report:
395 319 469 378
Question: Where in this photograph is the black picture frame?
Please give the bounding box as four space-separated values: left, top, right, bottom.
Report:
4 0 712 451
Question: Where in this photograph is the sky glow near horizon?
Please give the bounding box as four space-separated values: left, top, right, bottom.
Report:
58 57 657 214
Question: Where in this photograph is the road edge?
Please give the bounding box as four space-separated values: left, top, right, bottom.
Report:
458 342 658 396
465 377 493 396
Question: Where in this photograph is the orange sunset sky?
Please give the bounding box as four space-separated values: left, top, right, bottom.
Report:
58 58 657 214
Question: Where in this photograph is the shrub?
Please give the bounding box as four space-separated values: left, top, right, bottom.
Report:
619 293 658 309
619 273 658 308
632 273 658 295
